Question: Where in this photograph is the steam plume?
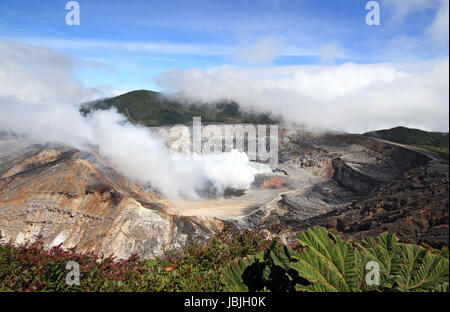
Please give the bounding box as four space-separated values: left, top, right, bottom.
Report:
0 41 258 199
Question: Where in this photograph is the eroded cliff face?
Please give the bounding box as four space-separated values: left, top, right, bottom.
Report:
292 161 449 248
0 127 448 259
0 138 224 259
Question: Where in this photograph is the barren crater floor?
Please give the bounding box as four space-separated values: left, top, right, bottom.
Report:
0 126 448 259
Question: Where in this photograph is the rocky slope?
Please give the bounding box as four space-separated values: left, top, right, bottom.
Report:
0 137 224 259
294 159 449 248
228 129 448 247
0 126 448 259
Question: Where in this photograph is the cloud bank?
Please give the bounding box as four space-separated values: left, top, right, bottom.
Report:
156 59 449 133
0 41 259 200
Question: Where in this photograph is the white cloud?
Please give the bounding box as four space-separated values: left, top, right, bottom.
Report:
234 36 284 65
318 41 346 64
427 0 449 43
0 41 258 200
2 36 317 59
382 0 438 19
156 59 449 133
15 37 235 56
383 0 449 43
0 41 104 107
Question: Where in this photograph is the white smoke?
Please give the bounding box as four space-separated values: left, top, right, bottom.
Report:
90 110 259 199
0 40 257 200
156 59 449 133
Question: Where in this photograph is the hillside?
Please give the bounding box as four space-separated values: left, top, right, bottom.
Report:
80 90 277 126
1 122 448 292
364 126 449 160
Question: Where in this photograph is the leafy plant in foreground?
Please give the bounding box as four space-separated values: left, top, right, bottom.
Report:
222 227 449 292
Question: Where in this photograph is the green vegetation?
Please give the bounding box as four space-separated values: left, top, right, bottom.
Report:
80 90 277 127
223 227 449 292
1 227 448 292
364 126 449 160
0 229 269 292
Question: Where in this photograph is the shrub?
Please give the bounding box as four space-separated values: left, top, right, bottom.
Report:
222 227 449 292
1 227 448 292
0 228 269 292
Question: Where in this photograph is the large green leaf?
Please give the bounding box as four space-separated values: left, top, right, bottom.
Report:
222 257 256 292
290 227 365 292
362 233 449 292
361 233 402 289
290 227 449 292
221 227 449 292
222 253 265 292
394 244 449 292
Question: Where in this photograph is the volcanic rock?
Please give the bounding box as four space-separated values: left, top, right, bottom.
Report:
0 126 448 259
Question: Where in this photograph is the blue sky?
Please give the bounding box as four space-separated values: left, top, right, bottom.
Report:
0 0 448 92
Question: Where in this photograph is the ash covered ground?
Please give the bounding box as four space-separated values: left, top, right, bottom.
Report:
0 125 448 259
